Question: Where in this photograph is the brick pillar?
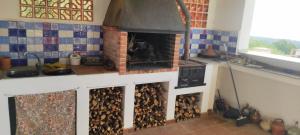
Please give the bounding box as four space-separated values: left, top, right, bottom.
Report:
103 26 128 74
172 34 183 71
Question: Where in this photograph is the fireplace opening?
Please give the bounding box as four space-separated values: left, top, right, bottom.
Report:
89 87 124 135
134 82 168 130
127 32 175 71
175 93 202 122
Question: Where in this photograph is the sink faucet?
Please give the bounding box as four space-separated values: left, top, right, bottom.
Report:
24 52 42 72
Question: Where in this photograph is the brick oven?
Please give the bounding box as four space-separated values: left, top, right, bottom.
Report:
102 0 185 74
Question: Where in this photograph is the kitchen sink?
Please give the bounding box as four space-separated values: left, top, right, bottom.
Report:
6 66 40 78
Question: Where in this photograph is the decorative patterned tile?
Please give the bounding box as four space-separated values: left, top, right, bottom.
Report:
11 90 76 135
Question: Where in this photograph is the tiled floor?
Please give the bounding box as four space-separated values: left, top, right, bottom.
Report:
125 114 270 135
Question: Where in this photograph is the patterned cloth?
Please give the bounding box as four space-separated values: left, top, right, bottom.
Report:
14 90 76 135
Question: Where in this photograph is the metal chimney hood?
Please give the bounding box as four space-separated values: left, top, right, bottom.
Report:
103 0 185 34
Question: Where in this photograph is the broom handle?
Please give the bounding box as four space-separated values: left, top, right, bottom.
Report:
227 62 241 111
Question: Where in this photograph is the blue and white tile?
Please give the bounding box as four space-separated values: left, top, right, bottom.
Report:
59 37 73 44
17 22 26 29
58 23 73 31
59 31 73 37
73 44 87 51
9 52 19 59
9 37 18 44
8 29 18 37
0 36 9 44
8 21 17 29
59 44 73 51
0 28 8 36
34 22 43 30
18 37 27 44
27 44 43 52
34 37 43 44
192 34 200 40
0 52 10 57
18 29 27 37
221 36 229 42
34 30 43 37
0 44 9 52
74 38 87 44
74 24 87 31
87 44 99 51
27 37 35 44
25 22 35 30
0 21 9 28
59 51 72 58
191 44 199 50
26 30 35 37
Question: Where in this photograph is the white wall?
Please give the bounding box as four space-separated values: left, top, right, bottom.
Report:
217 65 300 125
0 0 111 25
211 0 245 31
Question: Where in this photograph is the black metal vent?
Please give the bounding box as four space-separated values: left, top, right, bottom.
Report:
103 0 185 34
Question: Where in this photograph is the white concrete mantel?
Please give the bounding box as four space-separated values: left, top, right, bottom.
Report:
0 60 218 135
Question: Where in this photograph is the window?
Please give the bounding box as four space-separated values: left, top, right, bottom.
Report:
20 0 93 21
248 0 300 58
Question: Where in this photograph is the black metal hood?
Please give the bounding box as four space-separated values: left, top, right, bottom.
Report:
103 0 185 34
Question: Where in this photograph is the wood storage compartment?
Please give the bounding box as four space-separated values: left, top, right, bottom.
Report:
89 87 124 135
175 93 202 122
134 83 168 130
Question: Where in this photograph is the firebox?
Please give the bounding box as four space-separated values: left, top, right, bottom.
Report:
103 27 182 74
127 32 175 70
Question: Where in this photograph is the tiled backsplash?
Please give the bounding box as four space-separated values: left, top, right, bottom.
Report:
0 20 103 66
180 28 238 57
0 20 238 67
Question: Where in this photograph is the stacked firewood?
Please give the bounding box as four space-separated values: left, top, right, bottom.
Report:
89 87 123 135
175 94 201 122
134 83 167 130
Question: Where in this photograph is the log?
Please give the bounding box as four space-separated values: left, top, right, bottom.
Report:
89 87 123 135
175 94 201 122
134 83 166 130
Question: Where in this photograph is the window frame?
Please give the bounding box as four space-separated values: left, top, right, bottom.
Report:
237 0 300 72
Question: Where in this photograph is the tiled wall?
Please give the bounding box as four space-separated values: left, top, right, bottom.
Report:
0 20 238 67
0 20 103 66
180 28 238 57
